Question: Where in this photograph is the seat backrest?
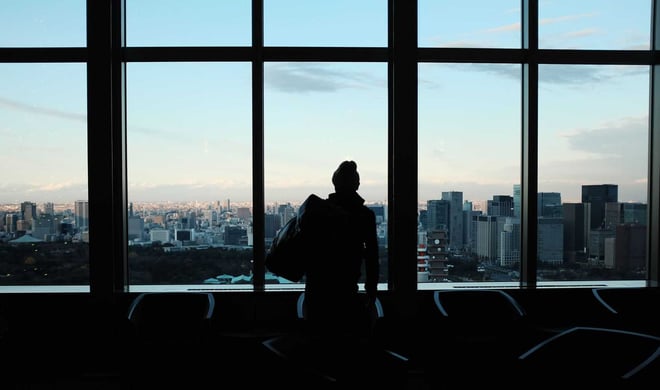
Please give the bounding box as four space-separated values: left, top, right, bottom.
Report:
127 292 215 345
518 326 660 384
592 287 660 335
296 291 384 321
433 289 525 322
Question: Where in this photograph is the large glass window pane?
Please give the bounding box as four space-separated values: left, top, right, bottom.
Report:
418 63 521 287
126 63 252 290
539 0 651 50
264 62 388 289
0 64 88 289
538 65 648 284
418 0 520 48
0 1 86 47
126 0 251 47
265 0 387 47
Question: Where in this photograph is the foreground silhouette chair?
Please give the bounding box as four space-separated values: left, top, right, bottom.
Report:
262 292 407 388
518 326 660 386
127 291 215 345
592 287 660 336
125 292 216 386
412 289 533 385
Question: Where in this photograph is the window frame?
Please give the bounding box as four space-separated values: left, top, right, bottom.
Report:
0 0 658 297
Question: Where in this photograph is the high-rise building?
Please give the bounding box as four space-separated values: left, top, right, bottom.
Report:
418 209 428 231
613 224 646 271
74 200 89 232
442 191 464 251
426 199 450 232
562 203 588 263
513 184 521 218
538 218 563 265
128 215 145 241
474 215 500 261
264 213 281 240
582 184 618 230
278 203 296 226
589 228 616 261
604 202 624 228
488 195 514 217
236 207 251 221
463 204 482 254
224 225 247 246
538 192 562 218
20 201 37 230
603 201 646 229
367 204 386 224
43 202 54 216
32 214 58 240
623 203 647 225
500 217 520 266
5 213 18 233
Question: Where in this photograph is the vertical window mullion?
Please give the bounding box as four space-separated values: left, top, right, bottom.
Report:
521 0 539 288
648 0 660 286
114 0 128 293
252 0 266 290
390 0 418 308
87 0 117 299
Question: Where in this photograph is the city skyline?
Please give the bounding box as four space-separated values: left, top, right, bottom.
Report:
0 180 647 215
1 1 652 205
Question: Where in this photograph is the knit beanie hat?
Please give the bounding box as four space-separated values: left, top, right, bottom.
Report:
332 160 360 192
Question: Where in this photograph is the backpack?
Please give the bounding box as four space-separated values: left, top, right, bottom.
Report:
265 213 305 282
265 194 349 282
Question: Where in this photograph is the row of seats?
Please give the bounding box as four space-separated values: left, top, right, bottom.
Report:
264 288 660 388
1 287 657 388
123 288 659 388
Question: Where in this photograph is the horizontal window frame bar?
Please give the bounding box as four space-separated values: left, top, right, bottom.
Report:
123 46 389 62
263 47 388 62
420 48 658 65
0 48 86 62
2 47 657 66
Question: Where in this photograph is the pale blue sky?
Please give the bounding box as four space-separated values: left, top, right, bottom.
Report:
0 1 653 206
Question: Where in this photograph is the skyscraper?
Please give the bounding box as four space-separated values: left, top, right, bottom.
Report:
513 184 521 218
500 217 521 266
74 200 89 232
442 191 464 251
20 201 37 230
562 203 588 263
488 195 514 217
582 184 618 230
43 202 55 216
538 192 562 218
426 200 450 232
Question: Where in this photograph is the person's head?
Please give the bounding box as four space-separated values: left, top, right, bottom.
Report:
332 160 360 193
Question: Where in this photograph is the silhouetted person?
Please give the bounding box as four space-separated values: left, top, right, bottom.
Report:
303 160 380 342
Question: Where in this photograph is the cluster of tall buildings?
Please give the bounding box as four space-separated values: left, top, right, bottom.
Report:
1 185 646 276
419 184 647 273
0 200 88 243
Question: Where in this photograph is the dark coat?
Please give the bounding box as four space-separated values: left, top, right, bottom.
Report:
303 190 379 336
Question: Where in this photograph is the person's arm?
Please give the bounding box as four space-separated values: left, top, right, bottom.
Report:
363 209 379 304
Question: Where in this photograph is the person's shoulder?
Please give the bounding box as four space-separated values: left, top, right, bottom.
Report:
360 205 376 219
